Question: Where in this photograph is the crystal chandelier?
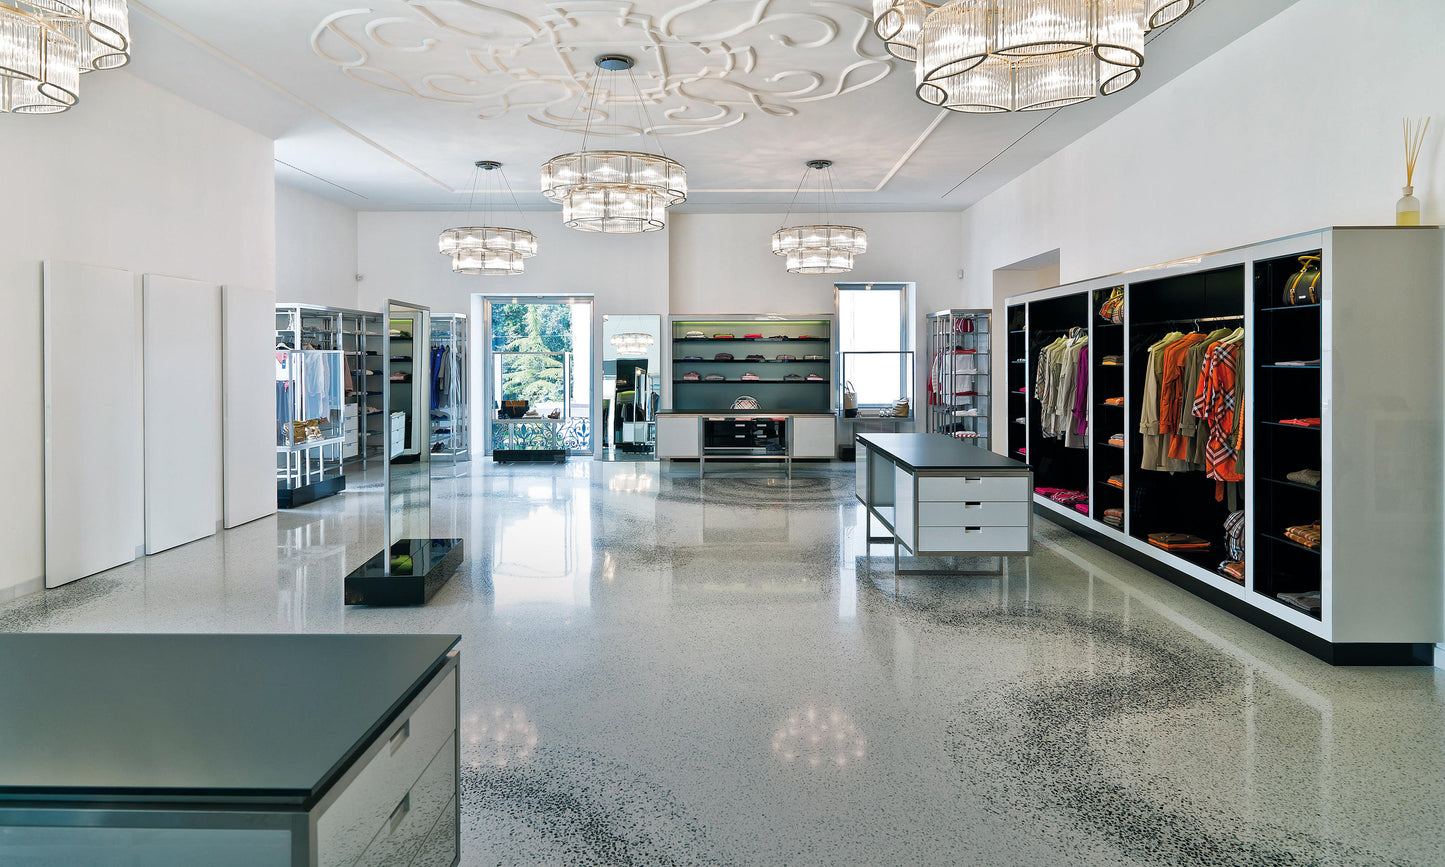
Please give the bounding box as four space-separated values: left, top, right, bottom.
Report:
873 0 1195 112
609 332 654 357
540 55 687 234
0 0 129 114
772 160 867 275
438 161 538 276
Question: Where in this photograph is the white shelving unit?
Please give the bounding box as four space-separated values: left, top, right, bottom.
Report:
1004 226 1443 664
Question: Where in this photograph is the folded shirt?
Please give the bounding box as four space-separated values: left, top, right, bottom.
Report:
745 354 766 362
682 372 700 381
1075 503 1089 515
1279 418 1321 427
703 373 725 382
1102 355 1123 365
1278 590 1322 614
1286 469 1322 487
1147 532 1211 552
783 374 803 382
775 354 795 361
713 333 733 338
1274 359 1320 366
1107 433 1125 447
683 331 704 339
1106 474 1124 489
805 373 825 381
743 333 763 338
1283 521 1322 549
741 372 760 381
1218 561 1246 585
1104 396 1124 406
714 352 734 361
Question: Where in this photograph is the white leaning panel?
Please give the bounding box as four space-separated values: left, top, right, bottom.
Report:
222 285 278 528
44 261 143 588
143 275 222 554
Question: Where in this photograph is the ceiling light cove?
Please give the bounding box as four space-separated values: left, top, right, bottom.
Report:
310 1 894 137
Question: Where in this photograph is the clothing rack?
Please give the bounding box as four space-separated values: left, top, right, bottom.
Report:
1134 314 1245 328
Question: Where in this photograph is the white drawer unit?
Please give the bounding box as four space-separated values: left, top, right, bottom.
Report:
317 669 457 867
919 525 1030 554
917 500 1030 527
857 433 1032 576
917 474 1029 503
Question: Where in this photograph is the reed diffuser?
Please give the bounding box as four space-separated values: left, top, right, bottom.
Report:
1398 117 1430 226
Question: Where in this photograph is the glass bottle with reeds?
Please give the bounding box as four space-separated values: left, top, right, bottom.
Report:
1398 117 1430 226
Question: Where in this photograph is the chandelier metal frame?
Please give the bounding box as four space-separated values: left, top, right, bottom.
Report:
873 0 1195 113
539 54 687 234
772 160 868 275
438 160 538 277
0 0 130 114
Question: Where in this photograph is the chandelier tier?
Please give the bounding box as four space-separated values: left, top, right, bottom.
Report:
0 0 129 114
772 160 868 275
540 55 687 234
874 0 1195 113
438 161 538 277
609 332 655 357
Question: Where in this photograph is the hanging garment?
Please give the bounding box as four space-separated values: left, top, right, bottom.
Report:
1170 330 1232 466
1138 332 1183 471
1072 344 1089 437
1193 340 1245 494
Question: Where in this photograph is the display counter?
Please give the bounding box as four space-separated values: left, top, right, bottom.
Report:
0 633 461 867
856 433 1032 574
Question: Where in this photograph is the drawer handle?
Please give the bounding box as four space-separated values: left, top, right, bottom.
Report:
962 477 983 484
387 793 410 835
965 527 983 533
389 719 410 755
963 502 983 509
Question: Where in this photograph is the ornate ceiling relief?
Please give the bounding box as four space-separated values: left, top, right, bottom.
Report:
311 1 893 137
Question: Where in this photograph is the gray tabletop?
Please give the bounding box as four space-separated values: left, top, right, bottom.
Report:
856 433 1030 473
0 633 459 806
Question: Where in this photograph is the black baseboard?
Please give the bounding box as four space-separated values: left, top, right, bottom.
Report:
277 475 346 508
344 539 463 606
1035 504 1432 667
493 449 567 463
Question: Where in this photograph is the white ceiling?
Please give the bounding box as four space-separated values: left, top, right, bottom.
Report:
125 0 1298 212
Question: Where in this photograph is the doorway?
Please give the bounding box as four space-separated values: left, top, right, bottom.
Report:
480 296 595 457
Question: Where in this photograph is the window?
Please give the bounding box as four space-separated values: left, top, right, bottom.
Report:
837 283 908 407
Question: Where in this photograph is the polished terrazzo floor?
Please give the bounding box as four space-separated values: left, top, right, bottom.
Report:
3 459 1443 866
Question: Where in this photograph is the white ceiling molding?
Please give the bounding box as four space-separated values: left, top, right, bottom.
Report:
308 1 893 138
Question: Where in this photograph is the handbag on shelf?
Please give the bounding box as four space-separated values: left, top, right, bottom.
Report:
953 317 975 333
842 381 858 418
731 395 760 410
1283 255 1322 305
1099 287 1124 323
891 397 909 418
291 418 323 443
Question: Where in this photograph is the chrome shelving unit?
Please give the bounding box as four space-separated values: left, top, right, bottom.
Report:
925 309 991 448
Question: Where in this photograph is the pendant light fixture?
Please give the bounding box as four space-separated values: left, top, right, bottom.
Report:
874 0 1195 113
0 0 130 114
540 55 687 234
438 161 538 276
772 160 867 275
609 332 654 357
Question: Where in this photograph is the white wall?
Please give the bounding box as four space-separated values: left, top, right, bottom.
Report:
0 71 275 601
276 182 358 308
669 212 963 318
957 0 1445 300
357 211 669 316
